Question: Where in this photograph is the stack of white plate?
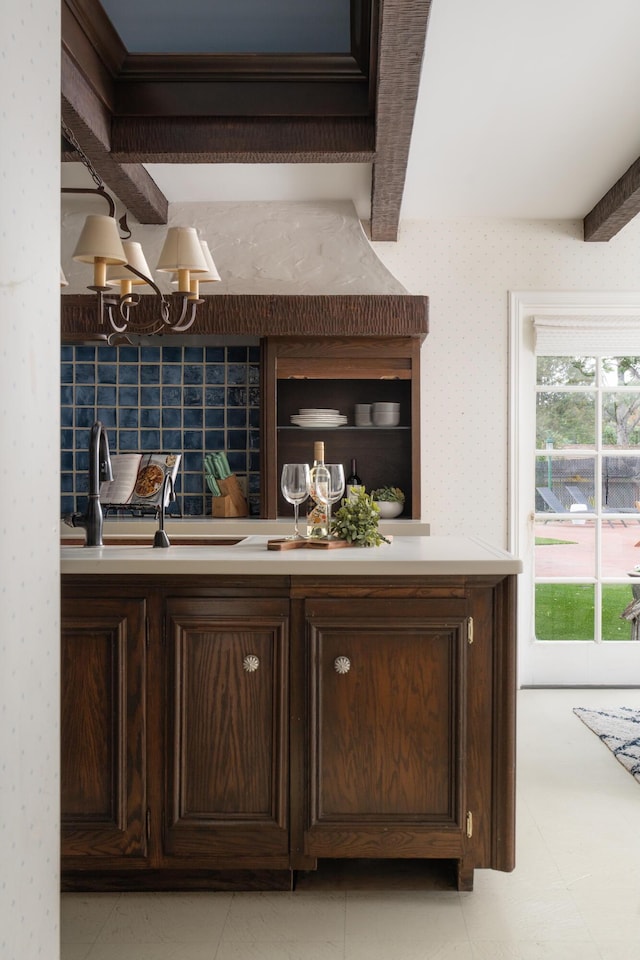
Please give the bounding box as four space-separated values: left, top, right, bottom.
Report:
290 408 347 428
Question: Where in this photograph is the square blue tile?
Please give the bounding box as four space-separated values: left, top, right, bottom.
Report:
249 407 260 427
61 451 73 471
96 408 117 428
184 346 204 362
204 430 225 449
227 407 247 427
141 408 161 428
119 431 139 451
184 408 203 428
248 345 260 363
183 452 203 471
227 451 247 472
162 364 182 385
140 429 161 450
205 387 225 407
248 364 260 385
162 407 181 428
119 408 139 429
249 387 260 406
60 429 74 450
61 363 73 383
205 407 225 428
184 364 203 385
249 451 261 472
140 346 161 363
96 345 117 361
162 386 182 406
60 495 75 514
162 346 182 363
75 407 96 428
118 386 139 406
228 346 247 362
75 346 96 361
184 472 205 493
183 495 205 516
183 386 203 407
97 364 117 384
205 347 225 363
227 429 247 450
140 364 160 384
205 364 225 384
118 346 139 363
97 385 117 405
61 385 73 405
162 430 182 448
61 345 73 362
118 364 139 385
141 386 160 406
184 430 203 450
75 363 96 384
227 364 248 385
75 448 89 471
61 473 74 492
226 387 247 407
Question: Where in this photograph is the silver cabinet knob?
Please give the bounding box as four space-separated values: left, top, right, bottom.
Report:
243 654 260 673
334 656 351 674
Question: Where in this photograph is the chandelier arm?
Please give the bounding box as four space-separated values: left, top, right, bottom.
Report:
166 295 200 332
61 185 116 218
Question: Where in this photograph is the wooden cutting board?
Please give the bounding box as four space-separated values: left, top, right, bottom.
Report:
266 537 391 551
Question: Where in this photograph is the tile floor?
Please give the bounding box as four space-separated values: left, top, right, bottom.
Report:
61 688 640 960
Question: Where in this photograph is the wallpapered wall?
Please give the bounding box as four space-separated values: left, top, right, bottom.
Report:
61 343 261 517
0 1 61 955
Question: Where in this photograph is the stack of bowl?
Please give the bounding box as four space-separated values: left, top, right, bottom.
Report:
372 402 400 426
354 404 372 426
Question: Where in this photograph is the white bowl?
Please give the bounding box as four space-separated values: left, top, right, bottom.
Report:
373 402 400 412
374 500 403 518
372 411 400 426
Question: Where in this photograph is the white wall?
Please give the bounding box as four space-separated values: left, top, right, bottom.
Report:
0 3 61 956
373 218 640 546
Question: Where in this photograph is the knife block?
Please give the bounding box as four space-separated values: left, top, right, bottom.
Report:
211 475 249 517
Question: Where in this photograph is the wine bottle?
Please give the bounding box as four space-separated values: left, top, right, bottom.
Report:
306 441 330 538
346 457 363 500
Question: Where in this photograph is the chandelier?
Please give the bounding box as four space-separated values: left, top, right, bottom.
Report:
61 122 220 337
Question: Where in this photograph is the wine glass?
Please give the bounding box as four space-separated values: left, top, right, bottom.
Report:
315 463 345 538
280 463 311 539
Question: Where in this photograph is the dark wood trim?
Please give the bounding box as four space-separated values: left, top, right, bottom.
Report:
120 53 367 82
583 153 640 241
61 294 429 342
110 117 375 163
370 0 433 241
62 50 168 225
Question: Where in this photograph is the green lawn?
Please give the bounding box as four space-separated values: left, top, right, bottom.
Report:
535 583 634 641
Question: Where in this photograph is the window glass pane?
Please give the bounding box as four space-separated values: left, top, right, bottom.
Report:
601 520 640 577
536 356 595 386
602 392 640 447
602 584 634 641
602 357 640 386
536 392 595 447
535 457 595 513
602 455 640 510
535 583 594 640
535 519 595 578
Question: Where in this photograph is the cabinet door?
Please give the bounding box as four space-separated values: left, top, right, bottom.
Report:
163 598 289 862
303 598 468 859
61 596 147 860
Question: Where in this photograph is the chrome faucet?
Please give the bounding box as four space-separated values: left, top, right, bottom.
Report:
67 421 113 546
153 473 175 548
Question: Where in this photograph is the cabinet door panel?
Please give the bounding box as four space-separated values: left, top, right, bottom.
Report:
61 597 146 859
164 598 289 860
305 600 467 858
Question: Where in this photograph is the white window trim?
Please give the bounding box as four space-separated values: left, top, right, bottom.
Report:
508 291 640 687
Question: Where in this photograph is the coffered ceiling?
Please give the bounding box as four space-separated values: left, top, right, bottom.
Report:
61 0 430 240
62 0 640 243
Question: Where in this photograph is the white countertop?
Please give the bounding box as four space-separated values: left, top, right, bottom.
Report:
60 534 522 576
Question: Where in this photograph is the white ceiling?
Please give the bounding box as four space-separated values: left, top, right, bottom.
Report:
142 0 640 226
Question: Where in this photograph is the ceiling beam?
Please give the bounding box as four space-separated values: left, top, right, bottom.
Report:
111 116 375 163
583 154 640 241
370 0 432 241
61 49 168 224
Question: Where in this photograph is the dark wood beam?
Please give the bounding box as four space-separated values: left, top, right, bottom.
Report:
111 117 375 163
61 49 168 224
61 294 428 341
370 0 432 241
583 154 640 241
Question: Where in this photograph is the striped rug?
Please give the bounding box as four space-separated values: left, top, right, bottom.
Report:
574 706 640 784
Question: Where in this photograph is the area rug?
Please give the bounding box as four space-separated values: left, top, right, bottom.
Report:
573 706 640 784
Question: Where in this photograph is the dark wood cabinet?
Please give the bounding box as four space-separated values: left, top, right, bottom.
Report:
261 337 422 518
162 597 289 865
61 594 147 864
61 571 516 892
302 598 468 860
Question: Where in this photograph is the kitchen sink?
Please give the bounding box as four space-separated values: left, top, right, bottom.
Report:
61 536 247 547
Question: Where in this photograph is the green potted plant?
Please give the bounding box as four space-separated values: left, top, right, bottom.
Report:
370 486 405 518
331 489 391 546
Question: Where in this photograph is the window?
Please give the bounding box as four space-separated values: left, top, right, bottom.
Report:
509 293 640 686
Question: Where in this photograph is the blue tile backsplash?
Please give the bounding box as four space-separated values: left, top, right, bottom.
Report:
61 344 261 517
